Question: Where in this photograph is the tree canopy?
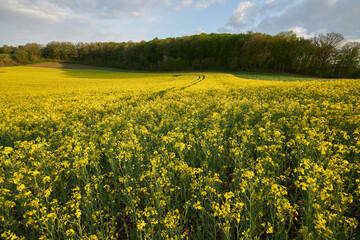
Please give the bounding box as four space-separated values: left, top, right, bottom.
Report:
1 32 359 78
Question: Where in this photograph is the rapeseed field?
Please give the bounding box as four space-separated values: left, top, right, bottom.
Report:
1 66 359 239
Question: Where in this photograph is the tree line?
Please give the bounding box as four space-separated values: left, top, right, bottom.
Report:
1 31 359 78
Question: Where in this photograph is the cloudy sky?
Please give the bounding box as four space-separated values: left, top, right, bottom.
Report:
0 0 359 46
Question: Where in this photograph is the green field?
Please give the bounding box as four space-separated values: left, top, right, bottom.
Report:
1 66 359 239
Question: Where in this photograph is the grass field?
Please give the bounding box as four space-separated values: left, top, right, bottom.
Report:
1 65 360 239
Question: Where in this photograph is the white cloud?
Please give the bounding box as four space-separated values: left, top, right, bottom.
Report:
226 0 298 30
0 0 172 20
222 0 360 40
290 26 313 39
0 0 174 45
228 1 255 25
1 0 70 23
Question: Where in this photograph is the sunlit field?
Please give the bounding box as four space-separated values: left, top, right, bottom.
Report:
1 66 359 239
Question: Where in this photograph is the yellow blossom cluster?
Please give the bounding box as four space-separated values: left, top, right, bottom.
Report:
0 66 359 239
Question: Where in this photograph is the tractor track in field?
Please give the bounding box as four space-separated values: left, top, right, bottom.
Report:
178 75 205 91
147 75 205 100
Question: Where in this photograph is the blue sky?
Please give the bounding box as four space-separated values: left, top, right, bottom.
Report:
0 0 359 46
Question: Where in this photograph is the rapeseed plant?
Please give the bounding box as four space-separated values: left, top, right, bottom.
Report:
0 66 359 239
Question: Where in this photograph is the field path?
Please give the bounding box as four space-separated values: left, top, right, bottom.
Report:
177 75 205 91
147 75 205 100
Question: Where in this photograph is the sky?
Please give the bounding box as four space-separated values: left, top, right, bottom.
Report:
0 0 359 46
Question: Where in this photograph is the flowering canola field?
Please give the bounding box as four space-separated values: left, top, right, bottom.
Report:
1 66 360 239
